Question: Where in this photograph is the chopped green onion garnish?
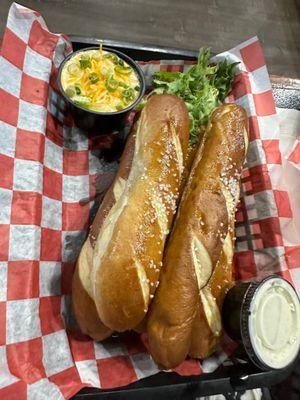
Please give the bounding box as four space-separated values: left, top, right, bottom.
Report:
80 53 90 60
118 59 125 67
65 85 76 98
116 103 124 111
118 82 129 89
115 65 132 75
121 87 135 100
105 77 119 93
79 54 91 69
67 64 80 75
134 85 140 91
122 97 131 107
91 52 101 61
73 95 91 106
103 53 118 63
74 84 82 95
88 72 99 84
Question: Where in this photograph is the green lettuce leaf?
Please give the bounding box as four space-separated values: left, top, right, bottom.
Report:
151 48 238 144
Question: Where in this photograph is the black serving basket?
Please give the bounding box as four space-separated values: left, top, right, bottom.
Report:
68 37 300 399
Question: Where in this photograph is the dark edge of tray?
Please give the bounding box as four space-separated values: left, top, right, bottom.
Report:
68 35 199 59
69 35 299 399
73 363 295 400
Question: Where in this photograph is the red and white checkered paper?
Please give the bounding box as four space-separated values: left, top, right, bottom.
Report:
1 3 300 399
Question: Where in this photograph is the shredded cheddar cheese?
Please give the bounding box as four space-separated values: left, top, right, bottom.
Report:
61 49 140 112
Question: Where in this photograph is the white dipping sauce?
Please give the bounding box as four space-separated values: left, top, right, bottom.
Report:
248 277 300 369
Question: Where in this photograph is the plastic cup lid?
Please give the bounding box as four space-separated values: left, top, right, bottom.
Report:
241 276 300 370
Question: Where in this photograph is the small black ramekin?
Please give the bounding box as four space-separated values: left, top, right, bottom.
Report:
57 46 145 133
222 275 300 371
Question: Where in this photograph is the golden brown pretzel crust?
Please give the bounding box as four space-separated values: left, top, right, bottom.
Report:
72 126 138 341
89 128 137 248
72 240 112 340
93 94 190 332
73 94 190 336
188 230 234 358
147 104 248 369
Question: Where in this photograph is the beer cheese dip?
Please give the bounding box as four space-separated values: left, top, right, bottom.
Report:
61 49 140 113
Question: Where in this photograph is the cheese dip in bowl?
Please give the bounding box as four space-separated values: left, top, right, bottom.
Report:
58 46 145 132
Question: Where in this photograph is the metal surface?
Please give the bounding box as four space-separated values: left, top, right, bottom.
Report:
271 75 300 110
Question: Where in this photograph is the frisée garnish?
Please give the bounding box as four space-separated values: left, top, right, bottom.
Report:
151 48 238 143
